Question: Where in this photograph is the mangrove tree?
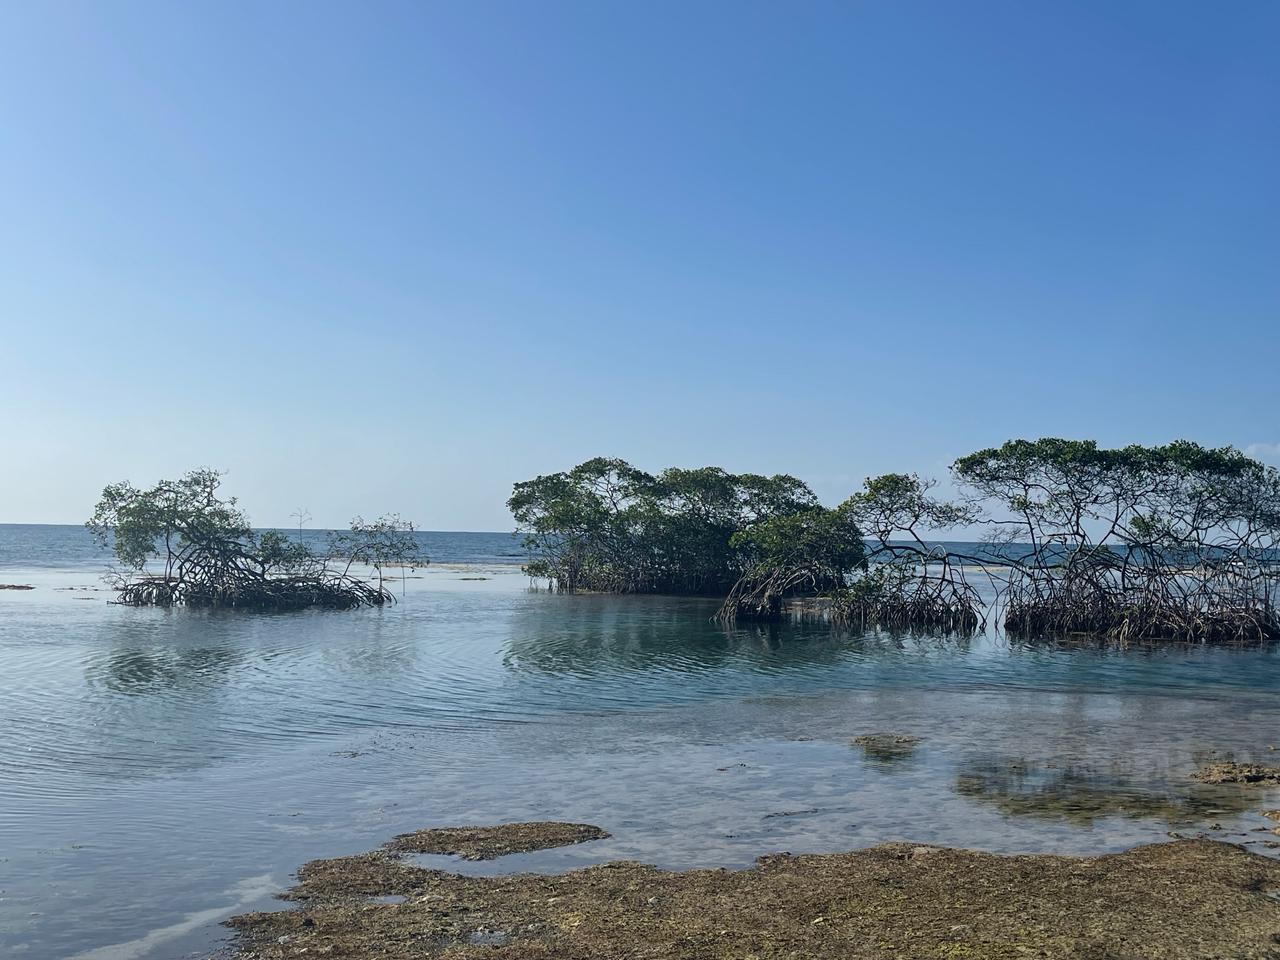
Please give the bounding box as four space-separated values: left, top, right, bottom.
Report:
508 457 820 594
87 469 425 610
954 439 1280 642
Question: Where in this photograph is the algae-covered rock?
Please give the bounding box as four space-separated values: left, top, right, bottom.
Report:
385 821 609 860
226 831 1280 960
851 732 921 762
1192 761 1280 785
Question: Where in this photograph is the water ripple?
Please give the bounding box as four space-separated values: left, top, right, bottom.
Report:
5 562 1280 959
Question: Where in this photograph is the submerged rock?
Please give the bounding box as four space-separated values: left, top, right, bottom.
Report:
1191 761 1280 785
227 833 1280 959
957 757 1260 824
385 821 610 860
851 733 922 762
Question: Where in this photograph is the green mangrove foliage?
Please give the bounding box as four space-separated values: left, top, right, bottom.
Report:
718 503 866 621
830 473 985 631
327 514 422 594
87 469 425 610
509 459 982 631
515 441 1280 643
508 457 819 594
718 473 983 630
954 439 1280 642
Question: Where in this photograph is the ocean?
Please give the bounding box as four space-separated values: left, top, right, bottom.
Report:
2 526 1279 960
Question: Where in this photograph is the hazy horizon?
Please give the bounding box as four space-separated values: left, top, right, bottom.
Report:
4 1 1278 529
6 442 1280 530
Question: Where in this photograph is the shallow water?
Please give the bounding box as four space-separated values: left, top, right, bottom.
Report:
3 528 1280 959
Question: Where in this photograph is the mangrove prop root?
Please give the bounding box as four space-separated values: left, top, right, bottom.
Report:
110 569 391 610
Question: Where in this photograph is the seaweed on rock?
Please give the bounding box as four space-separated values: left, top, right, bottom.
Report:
225 830 1280 960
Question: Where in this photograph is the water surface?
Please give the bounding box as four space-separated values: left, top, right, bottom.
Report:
2 527 1279 960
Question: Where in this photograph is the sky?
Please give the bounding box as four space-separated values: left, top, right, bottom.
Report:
2 1 1278 530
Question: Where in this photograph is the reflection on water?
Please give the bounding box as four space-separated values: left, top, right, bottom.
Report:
4 562 1280 960
503 600 978 681
954 757 1260 824
93 644 248 694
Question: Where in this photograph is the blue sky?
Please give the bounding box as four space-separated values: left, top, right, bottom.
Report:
2 1 1278 529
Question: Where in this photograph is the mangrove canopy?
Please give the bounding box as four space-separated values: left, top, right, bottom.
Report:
826 473 986 632
87 469 425 610
718 503 867 621
513 441 1280 643
508 457 821 595
954 439 1280 642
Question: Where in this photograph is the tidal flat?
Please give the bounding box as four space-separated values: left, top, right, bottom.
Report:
226 828 1280 960
4 527 1280 959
